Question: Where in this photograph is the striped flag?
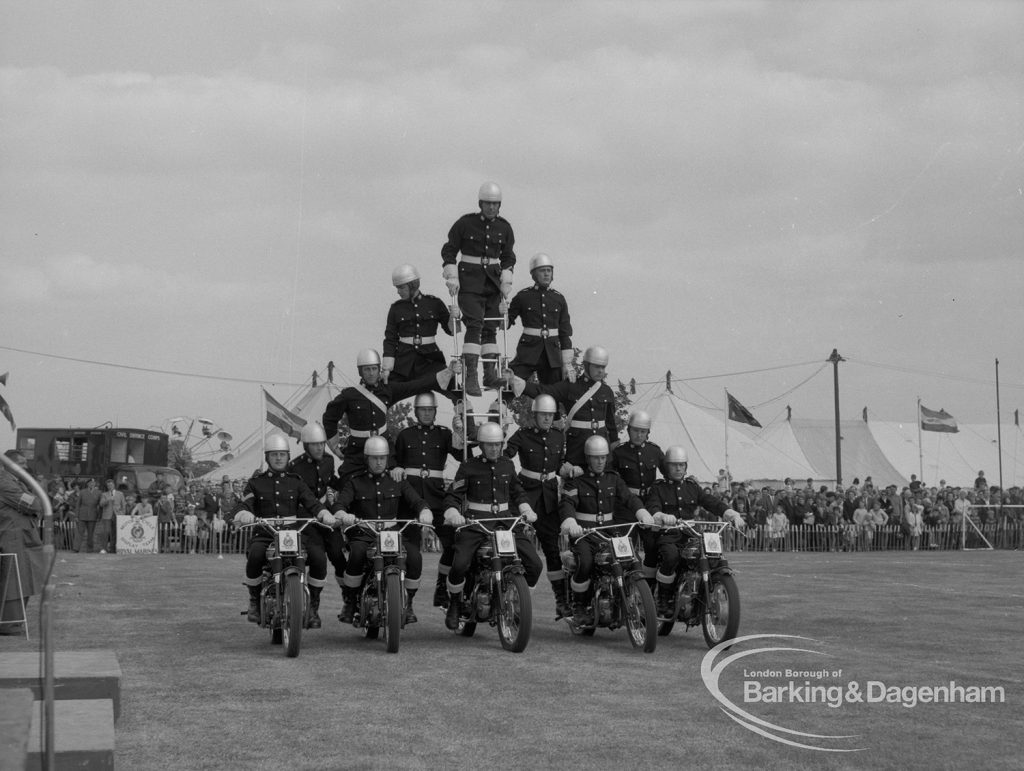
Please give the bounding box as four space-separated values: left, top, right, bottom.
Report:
0 372 14 430
920 404 958 433
726 391 762 428
264 388 306 439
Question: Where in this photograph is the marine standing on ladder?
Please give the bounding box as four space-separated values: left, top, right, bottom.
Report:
441 181 516 396
504 252 574 386
505 345 618 467
610 410 664 587
503 394 571 617
390 392 465 608
382 264 455 384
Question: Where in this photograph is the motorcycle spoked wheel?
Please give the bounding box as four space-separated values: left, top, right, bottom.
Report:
382 572 403 654
701 573 740 648
496 573 532 653
658 582 680 637
282 574 303 658
265 588 283 645
622 577 658 653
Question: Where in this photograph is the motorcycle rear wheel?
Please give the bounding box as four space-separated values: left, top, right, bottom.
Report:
282 574 303 658
383 572 402 654
701 574 740 648
623 577 657 653
497 573 532 653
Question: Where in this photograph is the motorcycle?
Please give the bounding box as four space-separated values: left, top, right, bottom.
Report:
653 519 740 647
448 516 533 653
238 517 327 658
343 519 426 654
559 522 658 653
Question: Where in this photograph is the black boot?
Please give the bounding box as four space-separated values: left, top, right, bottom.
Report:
482 358 502 389
657 583 675 616
433 572 449 608
338 587 357 624
246 586 260 623
445 592 463 630
404 588 418 624
308 586 322 629
463 354 482 397
572 591 592 625
551 579 570 619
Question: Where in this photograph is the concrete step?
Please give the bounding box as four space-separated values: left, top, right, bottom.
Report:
26 699 115 771
0 650 122 720
0 688 34 771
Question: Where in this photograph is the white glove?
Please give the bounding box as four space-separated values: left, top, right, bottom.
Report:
443 264 459 296
500 268 514 298
234 511 255 525
561 350 576 383
559 462 577 478
338 511 357 527
518 503 538 524
560 517 584 537
450 304 462 321
636 509 655 525
390 468 406 483
317 510 337 527
723 508 746 530
418 510 433 525
444 507 465 527
381 356 394 384
653 512 677 526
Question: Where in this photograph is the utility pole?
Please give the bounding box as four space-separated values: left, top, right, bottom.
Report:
828 349 844 487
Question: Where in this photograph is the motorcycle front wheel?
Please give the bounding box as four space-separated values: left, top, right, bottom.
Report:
701 574 740 648
497 573 532 653
623 577 657 653
282 574 303 658
383 572 402 654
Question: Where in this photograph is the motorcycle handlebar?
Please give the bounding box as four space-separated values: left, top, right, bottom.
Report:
235 517 330 533
454 514 527 534
343 519 435 535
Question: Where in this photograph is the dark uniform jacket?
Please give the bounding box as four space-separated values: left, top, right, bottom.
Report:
233 470 326 520
441 212 515 295
443 455 527 525
393 423 461 510
610 441 664 501
504 426 565 515
287 452 335 516
507 284 572 368
522 376 617 465
645 477 729 520
560 469 645 527
382 292 452 380
335 471 427 522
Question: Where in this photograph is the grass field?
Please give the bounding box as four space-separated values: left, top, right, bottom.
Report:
5 549 1021 770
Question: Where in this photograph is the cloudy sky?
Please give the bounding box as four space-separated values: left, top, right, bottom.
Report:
2 0 1022 453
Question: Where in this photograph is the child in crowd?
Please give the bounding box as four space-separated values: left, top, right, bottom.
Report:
182 504 199 554
130 494 153 519
210 511 226 555
768 503 788 551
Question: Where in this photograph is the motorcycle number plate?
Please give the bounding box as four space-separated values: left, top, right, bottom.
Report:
495 530 517 556
610 536 634 559
378 530 400 555
703 532 723 555
277 530 299 556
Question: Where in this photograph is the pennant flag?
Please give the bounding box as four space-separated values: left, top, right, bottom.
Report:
726 391 762 428
264 388 306 439
0 371 7 386
0 392 14 431
920 404 958 433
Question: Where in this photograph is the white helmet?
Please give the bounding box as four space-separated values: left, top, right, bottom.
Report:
532 394 558 414
477 422 504 444
664 446 689 464
529 253 554 273
299 421 327 444
627 411 652 431
414 392 437 410
356 349 382 368
582 346 609 368
391 264 420 287
363 436 390 456
478 181 502 203
265 433 290 453
584 435 610 457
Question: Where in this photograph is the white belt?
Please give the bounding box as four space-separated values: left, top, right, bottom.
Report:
520 469 558 482
349 427 385 438
401 468 444 479
521 327 551 338
575 512 608 524
628 487 641 496
569 419 605 431
399 335 436 345
466 501 510 515
460 255 497 266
